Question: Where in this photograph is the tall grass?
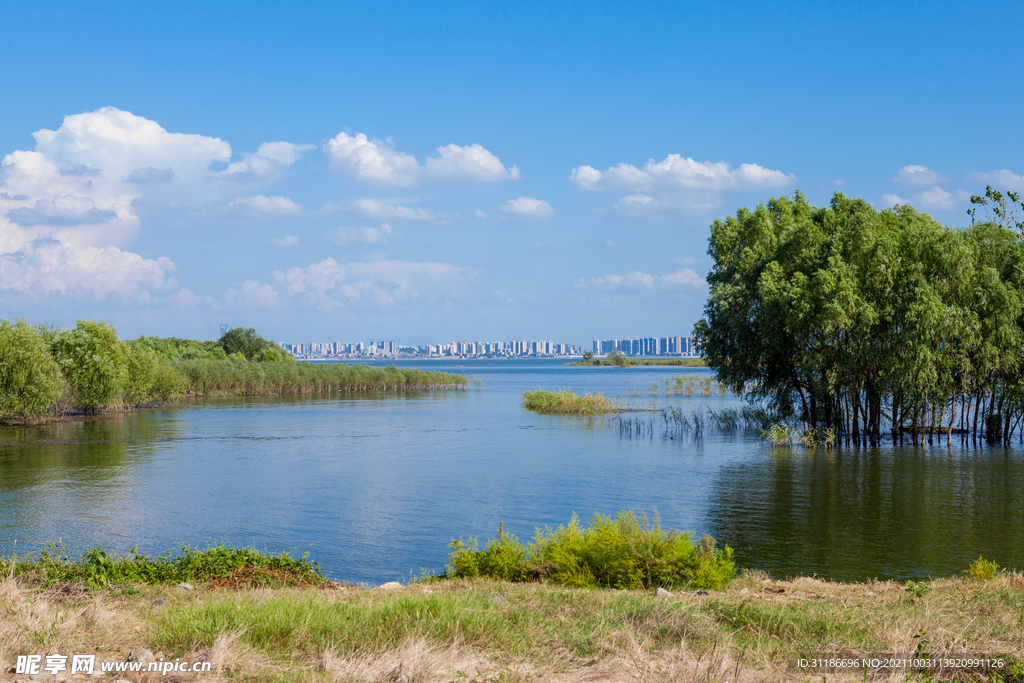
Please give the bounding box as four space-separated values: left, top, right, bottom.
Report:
522 388 618 415
174 359 467 396
446 511 735 590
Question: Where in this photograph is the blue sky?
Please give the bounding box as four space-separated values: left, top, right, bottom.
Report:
1 0 1021 346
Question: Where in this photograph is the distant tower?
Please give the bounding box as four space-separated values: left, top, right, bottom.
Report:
220 324 229 338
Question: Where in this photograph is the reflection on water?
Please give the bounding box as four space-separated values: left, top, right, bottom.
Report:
1 360 1021 583
708 443 1024 581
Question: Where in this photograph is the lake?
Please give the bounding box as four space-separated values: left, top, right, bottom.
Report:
1 359 1021 584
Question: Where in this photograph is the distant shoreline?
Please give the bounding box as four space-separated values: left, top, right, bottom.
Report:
568 358 708 367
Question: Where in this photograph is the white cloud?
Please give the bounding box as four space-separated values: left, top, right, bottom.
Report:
0 237 177 301
273 257 477 307
269 235 300 247
570 155 795 192
324 223 393 245
674 256 702 266
911 186 970 211
474 209 488 219
833 179 847 187
894 165 947 187
571 154 795 218
968 169 1024 191
0 107 312 301
583 267 706 290
324 132 519 186
228 195 303 216
323 198 440 222
221 142 315 182
167 288 214 306
882 193 907 207
500 197 554 220
223 280 281 310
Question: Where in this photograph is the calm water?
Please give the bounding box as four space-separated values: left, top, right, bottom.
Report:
1 360 1021 584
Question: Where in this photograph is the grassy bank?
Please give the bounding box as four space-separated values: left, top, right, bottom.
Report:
523 388 619 415
2 569 1021 682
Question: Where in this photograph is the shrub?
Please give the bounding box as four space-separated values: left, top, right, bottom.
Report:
965 556 999 581
446 511 735 590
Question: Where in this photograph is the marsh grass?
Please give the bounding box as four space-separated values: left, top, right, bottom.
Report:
175 360 468 397
522 388 619 415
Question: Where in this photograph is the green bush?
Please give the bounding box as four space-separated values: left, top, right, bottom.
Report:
965 556 1000 581
446 511 736 590
3 544 328 590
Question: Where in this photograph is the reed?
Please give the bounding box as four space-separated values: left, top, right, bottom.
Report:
522 388 618 415
174 359 468 397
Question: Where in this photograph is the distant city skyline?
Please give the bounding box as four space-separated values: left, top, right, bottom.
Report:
2 2 1021 342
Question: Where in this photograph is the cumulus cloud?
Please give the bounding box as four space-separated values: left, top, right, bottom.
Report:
273 257 477 307
269 235 300 247
6 195 116 226
0 238 177 301
582 267 706 290
912 186 970 211
894 165 947 187
500 197 554 220
220 142 315 182
968 169 1024 191
324 224 393 245
570 155 795 192
228 195 303 216
882 193 907 207
570 154 795 217
0 107 312 301
324 132 519 186
168 288 214 306
223 280 281 310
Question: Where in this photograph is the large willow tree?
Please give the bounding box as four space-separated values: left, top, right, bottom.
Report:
695 191 1024 445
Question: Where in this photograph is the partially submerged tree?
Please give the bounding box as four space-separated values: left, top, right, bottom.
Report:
696 191 1024 445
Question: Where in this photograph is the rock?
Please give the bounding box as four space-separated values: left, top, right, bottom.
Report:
489 595 509 604
378 581 403 590
655 587 675 599
128 648 154 663
865 591 876 596
154 651 165 661
739 587 750 594
151 598 165 607
792 590 804 596
176 582 194 591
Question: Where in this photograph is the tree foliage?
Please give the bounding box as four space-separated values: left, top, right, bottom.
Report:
50 321 129 414
696 191 1024 445
220 327 275 360
0 319 64 419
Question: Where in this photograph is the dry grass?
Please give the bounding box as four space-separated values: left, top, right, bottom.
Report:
1 571 1022 682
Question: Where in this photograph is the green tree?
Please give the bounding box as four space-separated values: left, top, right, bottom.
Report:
0 319 64 419
51 320 129 414
220 327 275 360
